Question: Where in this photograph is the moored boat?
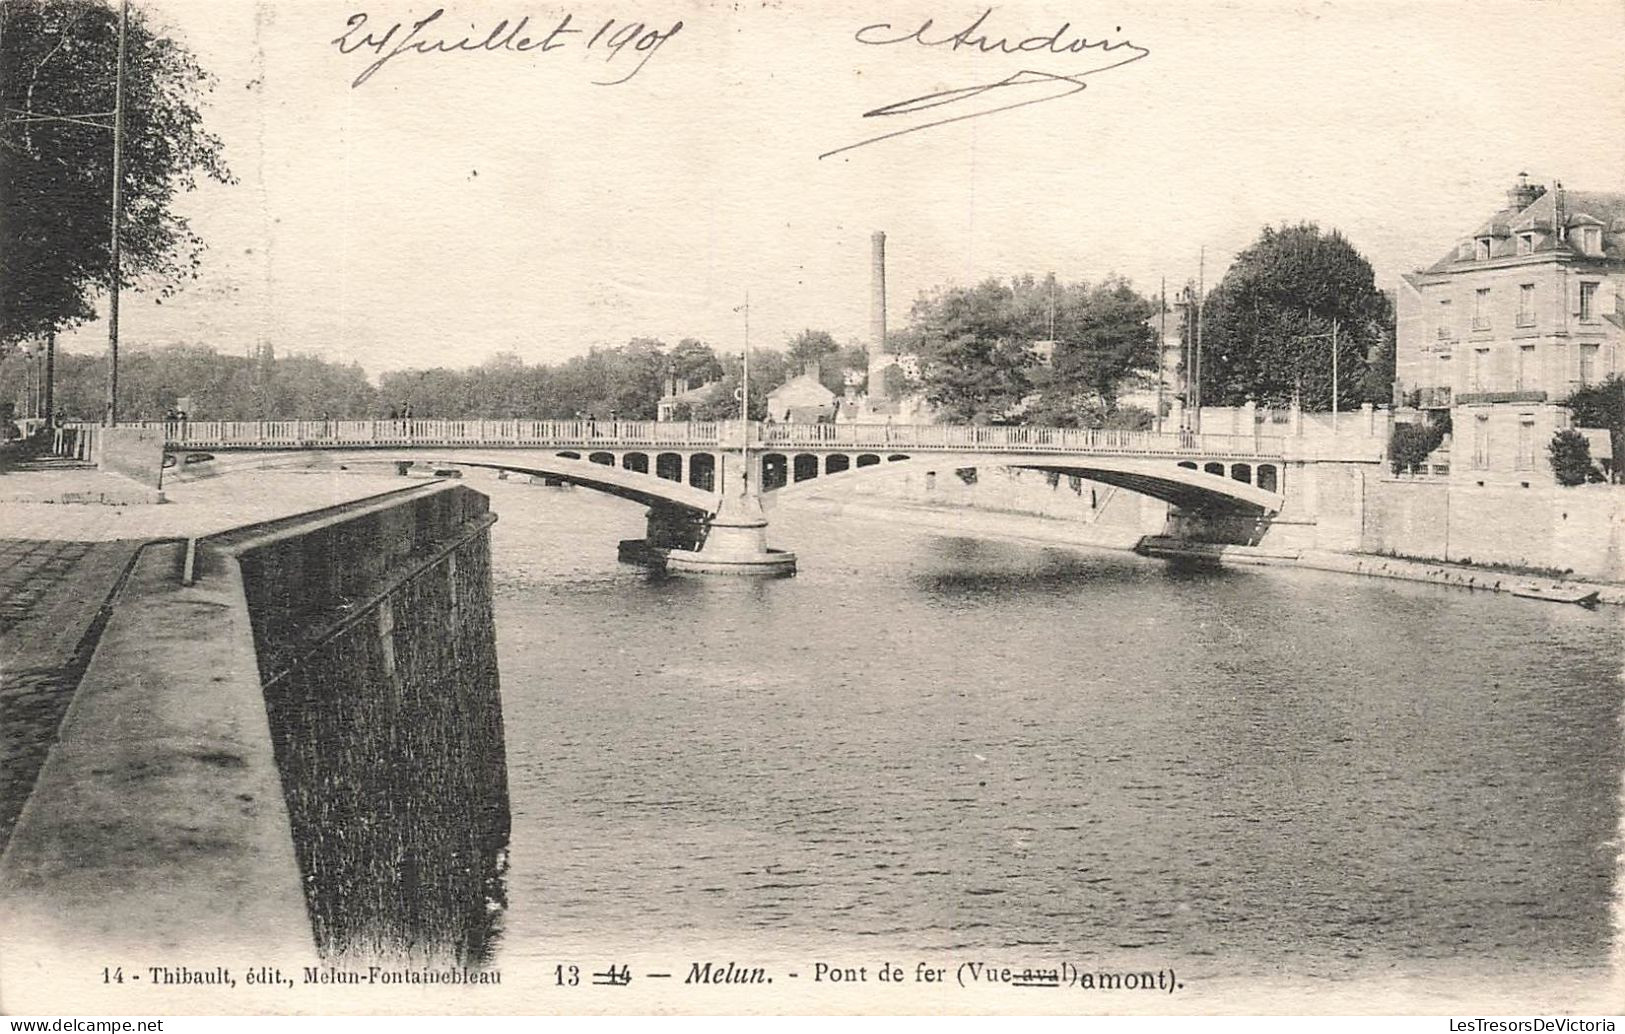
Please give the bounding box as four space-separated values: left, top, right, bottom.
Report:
1511 582 1600 606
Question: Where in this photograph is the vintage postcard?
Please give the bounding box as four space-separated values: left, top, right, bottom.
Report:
1 0 1623 1019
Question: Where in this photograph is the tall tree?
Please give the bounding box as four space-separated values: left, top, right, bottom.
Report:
668 337 722 390
907 274 1160 424
1035 276 1158 423
908 278 1038 423
0 0 231 352
784 329 862 394
1197 223 1393 410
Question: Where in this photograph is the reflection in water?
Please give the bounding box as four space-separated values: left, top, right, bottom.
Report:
484 482 1624 1001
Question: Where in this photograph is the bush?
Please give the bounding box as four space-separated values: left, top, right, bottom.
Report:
1548 429 1595 486
1562 375 1624 483
1389 420 1447 475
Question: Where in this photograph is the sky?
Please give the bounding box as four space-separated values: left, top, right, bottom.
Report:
50 0 1625 375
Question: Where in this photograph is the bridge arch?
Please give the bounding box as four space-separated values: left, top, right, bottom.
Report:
762 453 789 490
792 453 819 483
687 452 716 492
655 452 684 482
769 450 1284 515
168 447 720 516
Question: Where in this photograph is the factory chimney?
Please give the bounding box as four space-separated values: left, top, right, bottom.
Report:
869 230 889 399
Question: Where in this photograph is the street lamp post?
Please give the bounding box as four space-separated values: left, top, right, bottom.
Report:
2 2 130 426
105 0 129 426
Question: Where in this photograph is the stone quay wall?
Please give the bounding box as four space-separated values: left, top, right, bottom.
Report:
1359 477 1625 580
216 483 510 965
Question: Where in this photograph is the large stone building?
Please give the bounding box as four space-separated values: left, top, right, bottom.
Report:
1396 174 1624 482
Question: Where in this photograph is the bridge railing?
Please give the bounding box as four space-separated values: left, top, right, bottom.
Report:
133 418 726 449
756 421 1282 457
80 419 1283 458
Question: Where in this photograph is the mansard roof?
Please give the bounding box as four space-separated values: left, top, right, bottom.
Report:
1423 185 1625 272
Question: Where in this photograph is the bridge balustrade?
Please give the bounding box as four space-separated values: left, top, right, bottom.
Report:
756 421 1281 457
130 418 728 449
82 419 1283 459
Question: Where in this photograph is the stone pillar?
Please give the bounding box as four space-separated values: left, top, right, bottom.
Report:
666 449 796 575
1362 402 1375 437
1242 400 1257 442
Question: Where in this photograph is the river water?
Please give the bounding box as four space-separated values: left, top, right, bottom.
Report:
479 479 1624 1011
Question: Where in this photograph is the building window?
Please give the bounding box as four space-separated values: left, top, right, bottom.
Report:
1476 237 1492 261
1579 281 1598 321
1517 233 1534 255
1517 284 1535 327
1580 226 1601 256
1436 298 1454 340
1580 343 1599 385
1516 345 1536 392
1472 415 1490 470
1472 348 1490 392
1516 418 1535 471
1473 288 1491 331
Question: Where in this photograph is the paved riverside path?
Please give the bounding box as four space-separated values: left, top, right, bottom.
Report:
0 539 144 849
0 467 416 853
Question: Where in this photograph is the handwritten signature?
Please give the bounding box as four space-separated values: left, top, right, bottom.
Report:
822 8 1151 160
332 9 684 89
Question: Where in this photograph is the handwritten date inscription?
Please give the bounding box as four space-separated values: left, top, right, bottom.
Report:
824 8 1151 159
333 9 683 89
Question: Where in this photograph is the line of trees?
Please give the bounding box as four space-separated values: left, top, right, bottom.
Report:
0 332 861 422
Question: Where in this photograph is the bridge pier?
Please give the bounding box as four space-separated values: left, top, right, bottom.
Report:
617 503 706 565
664 453 796 577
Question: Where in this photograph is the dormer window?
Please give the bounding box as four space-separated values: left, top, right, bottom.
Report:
1517 233 1535 255
1579 226 1602 256
1475 237 1492 260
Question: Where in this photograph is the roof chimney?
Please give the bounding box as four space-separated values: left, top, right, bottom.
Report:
1506 171 1546 212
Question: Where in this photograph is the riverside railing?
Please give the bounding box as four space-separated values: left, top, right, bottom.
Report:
82 419 1287 458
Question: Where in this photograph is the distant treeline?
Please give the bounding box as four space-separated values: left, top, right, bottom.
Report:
0 336 826 422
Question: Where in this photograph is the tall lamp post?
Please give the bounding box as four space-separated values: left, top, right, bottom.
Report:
104 0 129 426
2 2 129 426
735 292 751 487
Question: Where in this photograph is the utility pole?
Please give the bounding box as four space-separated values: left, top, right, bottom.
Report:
104 0 129 426
1331 316 1339 437
44 330 56 427
739 292 751 490
1157 277 1166 432
1194 247 1205 434
1048 276 1056 341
